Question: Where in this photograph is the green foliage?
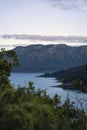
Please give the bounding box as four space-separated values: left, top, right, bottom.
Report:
0 82 87 130
0 48 19 85
0 49 87 130
73 78 83 88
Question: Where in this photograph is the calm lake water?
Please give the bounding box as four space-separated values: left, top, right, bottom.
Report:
10 73 87 111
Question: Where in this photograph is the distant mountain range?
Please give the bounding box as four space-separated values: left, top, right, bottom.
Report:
13 44 87 72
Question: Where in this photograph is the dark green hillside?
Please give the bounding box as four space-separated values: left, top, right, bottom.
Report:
43 64 87 92
13 44 87 72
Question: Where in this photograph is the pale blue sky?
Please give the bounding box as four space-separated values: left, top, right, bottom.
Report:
0 0 87 49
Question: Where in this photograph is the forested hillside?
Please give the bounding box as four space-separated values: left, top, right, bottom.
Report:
43 64 87 92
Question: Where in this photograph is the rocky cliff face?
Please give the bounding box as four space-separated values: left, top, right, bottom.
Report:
13 44 87 72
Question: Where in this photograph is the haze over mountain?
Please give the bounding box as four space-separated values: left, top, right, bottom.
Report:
13 44 87 72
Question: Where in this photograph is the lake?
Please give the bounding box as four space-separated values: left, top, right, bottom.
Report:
10 73 87 111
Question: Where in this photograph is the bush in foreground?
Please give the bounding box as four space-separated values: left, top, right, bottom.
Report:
0 82 87 130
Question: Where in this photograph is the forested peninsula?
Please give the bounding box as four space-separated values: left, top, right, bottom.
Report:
43 64 87 92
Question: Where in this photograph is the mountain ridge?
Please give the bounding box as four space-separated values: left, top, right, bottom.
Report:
13 44 87 72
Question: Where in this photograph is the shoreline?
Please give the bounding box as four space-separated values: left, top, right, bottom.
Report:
52 84 77 90
51 84 87 93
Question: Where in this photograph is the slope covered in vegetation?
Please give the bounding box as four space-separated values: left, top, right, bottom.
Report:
43 64 87 92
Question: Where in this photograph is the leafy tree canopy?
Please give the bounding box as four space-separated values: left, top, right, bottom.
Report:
0 48 19 86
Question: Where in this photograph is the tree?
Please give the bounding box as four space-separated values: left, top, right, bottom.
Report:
0 48 19 86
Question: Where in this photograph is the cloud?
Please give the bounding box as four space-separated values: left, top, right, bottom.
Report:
48 0 87 10
0 34 87 44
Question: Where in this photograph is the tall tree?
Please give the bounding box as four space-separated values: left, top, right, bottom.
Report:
0 48 19 86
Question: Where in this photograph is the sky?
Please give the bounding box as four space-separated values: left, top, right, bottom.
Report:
0 0 87 49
